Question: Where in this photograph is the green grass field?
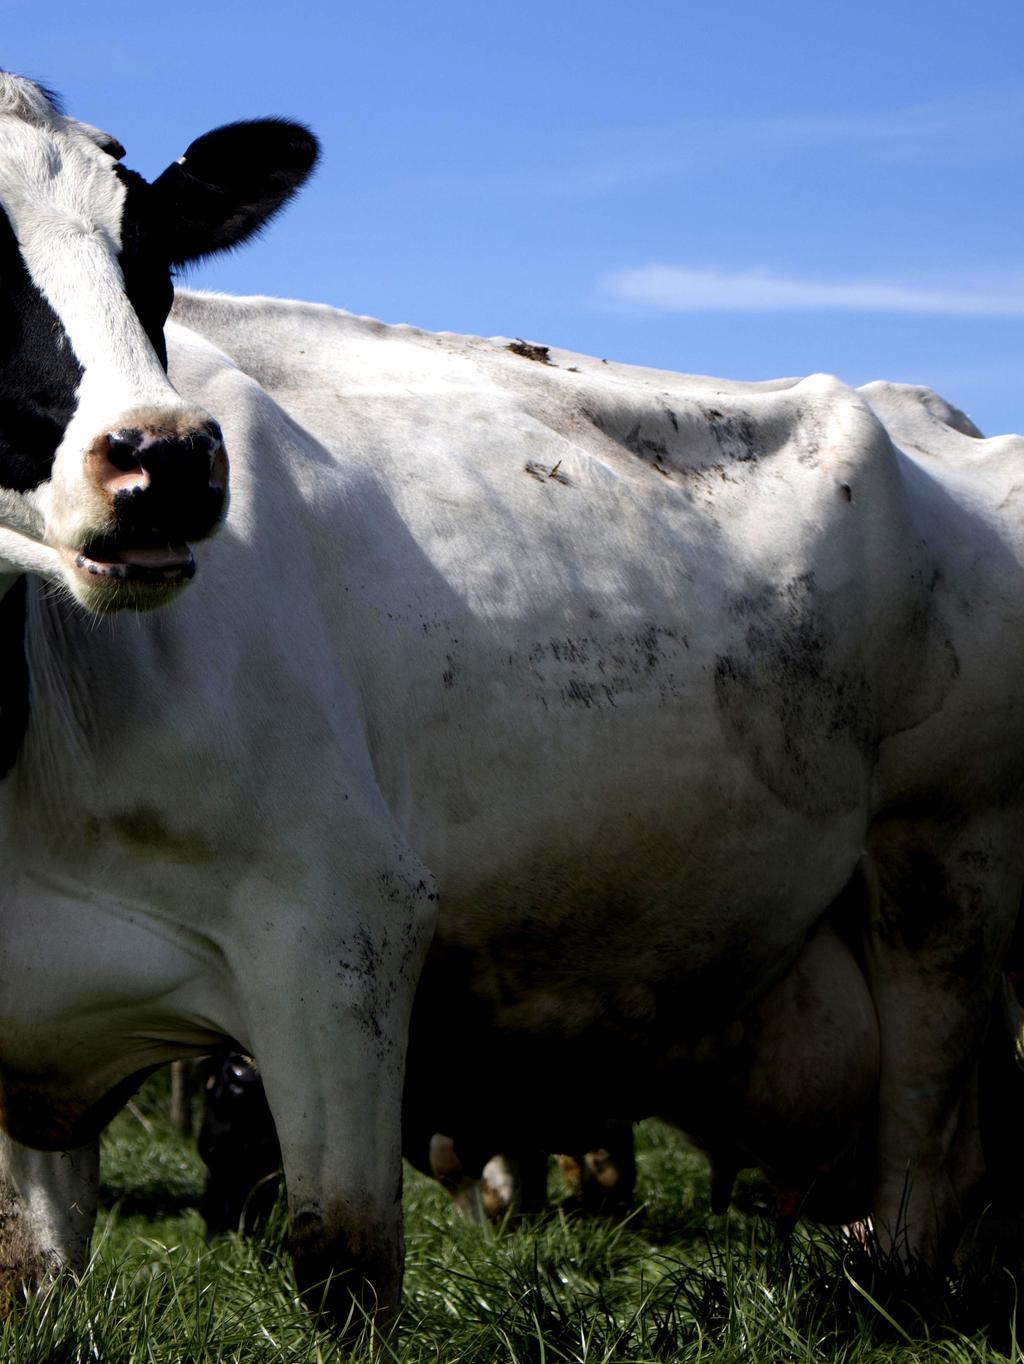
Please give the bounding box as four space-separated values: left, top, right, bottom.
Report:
2 1073 1022 1363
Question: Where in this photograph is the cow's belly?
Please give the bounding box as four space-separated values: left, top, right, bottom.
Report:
420 690 870 1040
0 869 236 1148
405 803 867 1142
386 586 871 975
400 646 874 1148
433 822 865 1042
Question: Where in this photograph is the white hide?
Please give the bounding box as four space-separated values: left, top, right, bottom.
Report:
3 287 1024 1310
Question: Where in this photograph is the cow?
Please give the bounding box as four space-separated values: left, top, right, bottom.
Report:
2 69 1024 1338
423 1128 636 1223
197 1053 282 1238
192 1050 634 1234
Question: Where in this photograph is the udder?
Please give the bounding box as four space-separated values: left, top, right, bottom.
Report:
677 917 880 1222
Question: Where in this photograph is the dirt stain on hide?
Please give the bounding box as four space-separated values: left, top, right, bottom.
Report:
581 400 769 486
507 340 552 365
525 460 571 485
338 918 394 1062
107 805 221 862
334 872 435 1062
703 408 760 463
288 1196 402 1321
513 624 686 711
868 822 999 983
582 406 678 480
0 1175 60 1302
713 573 874 819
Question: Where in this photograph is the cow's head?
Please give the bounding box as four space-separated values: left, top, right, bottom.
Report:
0 73 318 611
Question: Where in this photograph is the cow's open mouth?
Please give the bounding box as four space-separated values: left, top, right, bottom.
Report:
73 538 196 584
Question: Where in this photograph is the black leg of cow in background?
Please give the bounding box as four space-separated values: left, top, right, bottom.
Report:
197 1053 282 1238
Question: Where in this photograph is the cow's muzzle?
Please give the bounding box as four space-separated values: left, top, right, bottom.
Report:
76 420 228 589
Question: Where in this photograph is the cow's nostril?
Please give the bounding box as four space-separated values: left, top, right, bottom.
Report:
188 431 218 460
106 431 144 472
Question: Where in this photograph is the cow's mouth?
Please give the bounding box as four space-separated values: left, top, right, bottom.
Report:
73 537 196 584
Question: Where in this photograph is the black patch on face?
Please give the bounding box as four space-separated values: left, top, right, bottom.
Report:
113 167 175 368
0 207 83 491
0 173 176 494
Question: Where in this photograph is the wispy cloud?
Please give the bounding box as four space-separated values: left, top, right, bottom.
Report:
464 91 1024 201
602 265 1024 318
724 93 1024 164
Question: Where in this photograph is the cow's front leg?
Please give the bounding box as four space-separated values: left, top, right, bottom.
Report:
236 864 436 1335
865 813 1022 1267
0 1132 98 1299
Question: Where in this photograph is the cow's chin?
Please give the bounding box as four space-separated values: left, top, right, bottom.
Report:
61 542 197 613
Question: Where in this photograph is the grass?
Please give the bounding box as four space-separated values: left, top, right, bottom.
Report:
2 1075 1022 1362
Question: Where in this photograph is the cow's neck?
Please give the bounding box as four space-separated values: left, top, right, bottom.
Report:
0 573 29 780
3 573 96 820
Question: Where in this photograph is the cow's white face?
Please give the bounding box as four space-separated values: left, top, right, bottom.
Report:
0 74 318 611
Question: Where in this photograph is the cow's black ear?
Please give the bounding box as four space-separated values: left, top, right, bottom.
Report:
151 119 319 265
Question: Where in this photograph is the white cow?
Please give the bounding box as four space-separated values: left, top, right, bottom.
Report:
1 72 1023 1331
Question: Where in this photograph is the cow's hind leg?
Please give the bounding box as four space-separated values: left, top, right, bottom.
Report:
0 1132 98 1303
865 813 1023 1269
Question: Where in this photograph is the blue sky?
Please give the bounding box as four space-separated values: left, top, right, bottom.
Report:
6 0 1024 433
